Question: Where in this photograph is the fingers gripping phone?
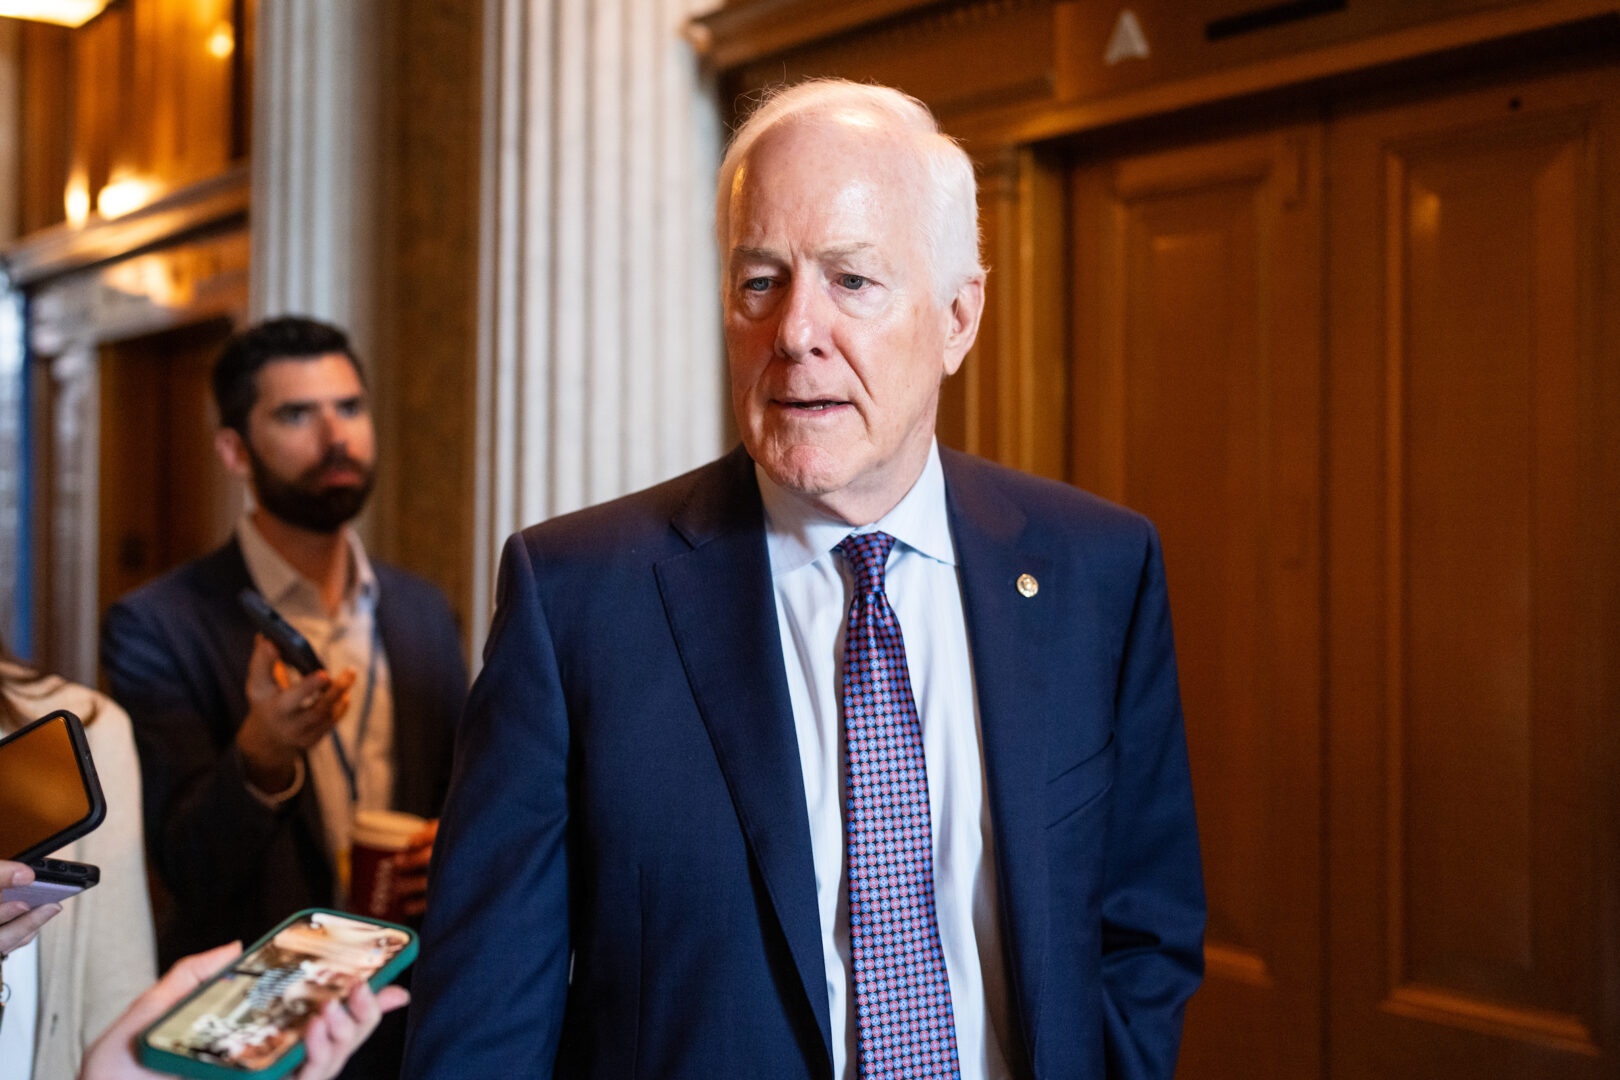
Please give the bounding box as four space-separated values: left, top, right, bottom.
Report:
139 909 417 1079
2 858 101 907
239 590 324 677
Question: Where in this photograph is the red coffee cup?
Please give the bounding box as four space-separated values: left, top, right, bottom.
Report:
348 810 427 922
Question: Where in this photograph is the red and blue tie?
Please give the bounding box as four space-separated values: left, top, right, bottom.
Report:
837 531 961 1080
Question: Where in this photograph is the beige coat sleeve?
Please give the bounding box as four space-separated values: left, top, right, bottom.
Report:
31 687 158 1080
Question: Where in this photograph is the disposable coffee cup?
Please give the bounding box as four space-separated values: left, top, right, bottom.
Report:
349 809 427 922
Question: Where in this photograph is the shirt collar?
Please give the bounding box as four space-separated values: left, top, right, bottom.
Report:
236 513 377 616
758 440 957 576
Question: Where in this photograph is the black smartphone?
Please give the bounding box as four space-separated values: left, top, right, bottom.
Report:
139 908 418 1078
1 857 101 907
0 709 107 865
239 589 324 676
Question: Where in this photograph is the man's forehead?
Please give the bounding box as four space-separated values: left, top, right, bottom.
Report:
252 353 364 403
738 113 925 199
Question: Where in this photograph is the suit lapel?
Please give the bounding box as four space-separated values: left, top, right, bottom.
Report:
654 449 833 1071
942 450 1051 1065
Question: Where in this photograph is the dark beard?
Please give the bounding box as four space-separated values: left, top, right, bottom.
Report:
249 445 375 534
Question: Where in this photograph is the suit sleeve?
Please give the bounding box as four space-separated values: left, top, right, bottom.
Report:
403 533 572 1079
100 598 299 905
1101 521 1206 1079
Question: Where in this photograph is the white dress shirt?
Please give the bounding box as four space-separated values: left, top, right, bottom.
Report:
237 515 395 904
759 442 1015 1080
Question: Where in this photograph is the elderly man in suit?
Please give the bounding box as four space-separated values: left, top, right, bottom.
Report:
404 80 1204 1080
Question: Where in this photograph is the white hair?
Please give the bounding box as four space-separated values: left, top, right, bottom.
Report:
715 79 984 304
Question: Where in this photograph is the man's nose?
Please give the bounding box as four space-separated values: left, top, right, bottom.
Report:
774 277 831 361
316 406 351 446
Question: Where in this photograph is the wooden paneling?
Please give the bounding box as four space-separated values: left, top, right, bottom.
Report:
941 147 1068 478
723 0 1058 124
369 0 483 638
1069 124 1325 1079
96 318 237 621
11 0 249 239
18 23 71 235
1327 62 1620 1078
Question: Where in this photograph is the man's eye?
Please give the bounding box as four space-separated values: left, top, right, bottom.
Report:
336 399 366 418
741 277 774 293
837 274 868 290
273 406 311 424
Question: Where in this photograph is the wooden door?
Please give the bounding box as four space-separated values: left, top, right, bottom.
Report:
1326 62 1620 1079
1070 122 1326 1080
97 317 239 620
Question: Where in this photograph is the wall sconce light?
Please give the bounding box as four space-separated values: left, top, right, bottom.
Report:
0 1 113 28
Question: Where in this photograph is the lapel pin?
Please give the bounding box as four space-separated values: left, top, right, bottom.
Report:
1016 573 1038 598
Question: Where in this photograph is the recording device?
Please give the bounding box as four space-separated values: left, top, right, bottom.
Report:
0 709 106 867
239 589 324 676
1 857 100 907
139 909 418 1078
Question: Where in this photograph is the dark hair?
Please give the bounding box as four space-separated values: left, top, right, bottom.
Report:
212 316 365 435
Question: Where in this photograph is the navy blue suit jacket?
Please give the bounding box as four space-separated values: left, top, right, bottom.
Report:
100 539 467 964
403 447 1203 1079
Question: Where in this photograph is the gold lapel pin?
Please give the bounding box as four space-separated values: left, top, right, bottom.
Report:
1016 573 1038 597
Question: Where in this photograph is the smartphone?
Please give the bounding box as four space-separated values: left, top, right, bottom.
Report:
1 857 100 907
239 590 324 676
0 709 107 865
139 909 418 1079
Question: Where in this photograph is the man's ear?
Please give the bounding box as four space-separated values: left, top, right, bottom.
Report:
215 427 253 483
941 274 986 378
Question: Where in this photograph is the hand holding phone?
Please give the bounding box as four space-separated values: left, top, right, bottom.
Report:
137 910 416 1079
0 861 63 955
83 939 408 1080
235 635 356 796
239 591 323 677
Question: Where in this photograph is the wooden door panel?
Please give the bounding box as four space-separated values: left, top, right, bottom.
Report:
1071 126 1324 1080
1328 65 1620 1078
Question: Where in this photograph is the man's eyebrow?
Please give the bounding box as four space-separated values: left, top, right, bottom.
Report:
730 243 880 263
730 246 783 265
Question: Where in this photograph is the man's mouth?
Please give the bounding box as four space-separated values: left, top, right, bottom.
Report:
779 399 847 412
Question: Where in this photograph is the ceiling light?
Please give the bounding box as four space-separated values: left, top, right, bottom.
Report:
0 1 113 29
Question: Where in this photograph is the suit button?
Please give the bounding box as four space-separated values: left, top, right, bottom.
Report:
1017 573 1038 597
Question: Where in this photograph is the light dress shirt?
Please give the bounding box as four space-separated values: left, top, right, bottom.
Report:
759 441 1015 1080
237 515 395 904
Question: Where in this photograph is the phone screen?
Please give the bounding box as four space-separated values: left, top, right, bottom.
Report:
143 912 413 1071
0 713 94 861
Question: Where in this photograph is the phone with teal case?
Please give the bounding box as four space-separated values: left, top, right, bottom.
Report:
137 908 417 1079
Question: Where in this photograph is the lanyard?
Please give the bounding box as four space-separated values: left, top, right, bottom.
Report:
328 615 382 805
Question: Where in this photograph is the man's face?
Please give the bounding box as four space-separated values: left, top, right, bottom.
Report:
227 354 376 534
724 115 982 524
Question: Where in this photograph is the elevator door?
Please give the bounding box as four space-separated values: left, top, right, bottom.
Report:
1067 57 1620 1080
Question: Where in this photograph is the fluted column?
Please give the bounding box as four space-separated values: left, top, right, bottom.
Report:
474 0 726 645
250 0 380 353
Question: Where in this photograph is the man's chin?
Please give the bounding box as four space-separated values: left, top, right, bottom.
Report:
753 445 852 499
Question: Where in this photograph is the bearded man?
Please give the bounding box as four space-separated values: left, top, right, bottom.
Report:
101 318 466 1077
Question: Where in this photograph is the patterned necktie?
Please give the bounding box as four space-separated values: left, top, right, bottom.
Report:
837 531 961 1080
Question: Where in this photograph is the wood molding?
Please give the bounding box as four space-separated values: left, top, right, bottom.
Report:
691 0 940 70
1 163 250 288
952 0 1620 149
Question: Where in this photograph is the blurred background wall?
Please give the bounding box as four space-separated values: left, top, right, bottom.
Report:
0 1 1616 1077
